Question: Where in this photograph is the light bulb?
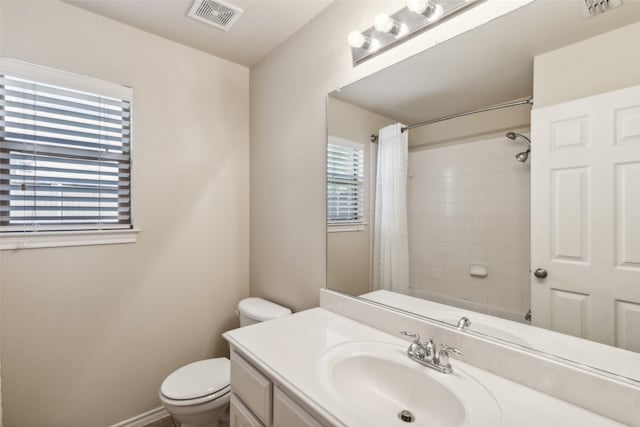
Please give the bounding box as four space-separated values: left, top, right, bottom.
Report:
407 0 443 22
425 4 443 22
348 31 366 48
374 13 394 33
348 31 380 52
407 0 427 14
375 13 409 37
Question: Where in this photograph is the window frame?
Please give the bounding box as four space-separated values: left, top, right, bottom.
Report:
0 58 139 250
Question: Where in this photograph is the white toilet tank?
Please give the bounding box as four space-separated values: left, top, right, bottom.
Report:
237 297 291 327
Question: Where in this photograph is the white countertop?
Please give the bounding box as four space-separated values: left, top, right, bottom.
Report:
224 307 625 427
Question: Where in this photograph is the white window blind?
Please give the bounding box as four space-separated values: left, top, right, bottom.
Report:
0 60 133 233
327 138 364 224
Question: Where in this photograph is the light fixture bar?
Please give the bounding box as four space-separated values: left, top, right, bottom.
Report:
581 0 622 18
349 0 483 65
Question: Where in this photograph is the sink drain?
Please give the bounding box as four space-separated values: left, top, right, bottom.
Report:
398 410 415 423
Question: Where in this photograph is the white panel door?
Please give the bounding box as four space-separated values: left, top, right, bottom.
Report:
531 85 640 348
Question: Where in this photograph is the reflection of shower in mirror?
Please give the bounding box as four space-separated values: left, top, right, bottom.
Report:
326 0 640 390
506 131 531 163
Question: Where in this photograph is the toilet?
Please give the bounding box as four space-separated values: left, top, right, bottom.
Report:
159 298 291 427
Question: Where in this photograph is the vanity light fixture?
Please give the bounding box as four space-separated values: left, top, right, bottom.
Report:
348 31 381 52
406 0 443 22
374 13 409 37
349 0 482 65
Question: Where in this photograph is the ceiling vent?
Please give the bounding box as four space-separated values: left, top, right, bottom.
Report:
187 0 244 32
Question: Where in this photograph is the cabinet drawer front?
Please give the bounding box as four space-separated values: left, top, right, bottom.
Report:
273 387 323 427
230 394 264 427
231 351 272 426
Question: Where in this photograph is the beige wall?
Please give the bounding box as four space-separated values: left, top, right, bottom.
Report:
249 3 381 312
0 2 249 426
534 21 640 108
328 97 396 146
326 98 394 296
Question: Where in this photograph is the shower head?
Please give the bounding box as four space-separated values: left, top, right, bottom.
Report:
515 149 530 163
507 131 532 163
506 132 531 146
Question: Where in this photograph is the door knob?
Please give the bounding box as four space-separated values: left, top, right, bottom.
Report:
534 268 548 279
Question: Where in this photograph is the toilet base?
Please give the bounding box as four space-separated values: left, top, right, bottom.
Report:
161 392 230 427
171 403 228 427
177 405 229 427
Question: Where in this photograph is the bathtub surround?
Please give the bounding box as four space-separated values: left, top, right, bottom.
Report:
0 1 249 426
407 134 531 320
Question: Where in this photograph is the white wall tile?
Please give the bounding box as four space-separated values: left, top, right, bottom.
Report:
408 136 531 319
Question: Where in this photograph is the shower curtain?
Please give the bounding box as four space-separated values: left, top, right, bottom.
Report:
372 123 409 293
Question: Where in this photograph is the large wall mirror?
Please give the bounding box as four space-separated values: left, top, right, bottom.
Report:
326 0 640 384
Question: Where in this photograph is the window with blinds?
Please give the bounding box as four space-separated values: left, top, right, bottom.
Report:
327 139 364 225
0 62 132 233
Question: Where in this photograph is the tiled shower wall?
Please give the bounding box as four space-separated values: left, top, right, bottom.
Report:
407 135 531 319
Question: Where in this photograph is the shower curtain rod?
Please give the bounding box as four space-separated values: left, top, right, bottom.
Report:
370 97 533 143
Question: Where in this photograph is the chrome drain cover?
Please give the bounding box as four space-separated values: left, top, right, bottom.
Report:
398 410 415 423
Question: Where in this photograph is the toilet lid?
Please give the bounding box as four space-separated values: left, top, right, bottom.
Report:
161 358 230 400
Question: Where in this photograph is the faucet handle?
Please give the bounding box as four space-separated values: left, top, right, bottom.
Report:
400 331 426 360
441 344 463 356
436 344 463 372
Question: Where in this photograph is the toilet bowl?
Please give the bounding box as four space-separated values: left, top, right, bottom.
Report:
159 359 230 427
159 298 291 427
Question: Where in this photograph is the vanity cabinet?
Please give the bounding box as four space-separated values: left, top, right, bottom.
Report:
230 350 328 427
230 350 272 425
230 395 264 427
273 387 323 427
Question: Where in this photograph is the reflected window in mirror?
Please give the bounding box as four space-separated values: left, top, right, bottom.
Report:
326 0 640 384
327 137 365 232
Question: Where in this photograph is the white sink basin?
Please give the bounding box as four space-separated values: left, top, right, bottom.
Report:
318 341 501 427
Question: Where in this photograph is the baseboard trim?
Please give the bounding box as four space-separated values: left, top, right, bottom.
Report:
110 407 169 427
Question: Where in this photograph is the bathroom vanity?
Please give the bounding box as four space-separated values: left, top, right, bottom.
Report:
228 349 322 427
224 301 630 427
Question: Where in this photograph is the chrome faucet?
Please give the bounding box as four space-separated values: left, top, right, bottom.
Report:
456 316 471 331
400 331 463 374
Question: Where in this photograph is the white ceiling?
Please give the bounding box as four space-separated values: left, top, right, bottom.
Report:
63 0 333 66
332 0 640 125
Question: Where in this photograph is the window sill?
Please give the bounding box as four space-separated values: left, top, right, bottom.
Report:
327 223 367 233
0 228 140 251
